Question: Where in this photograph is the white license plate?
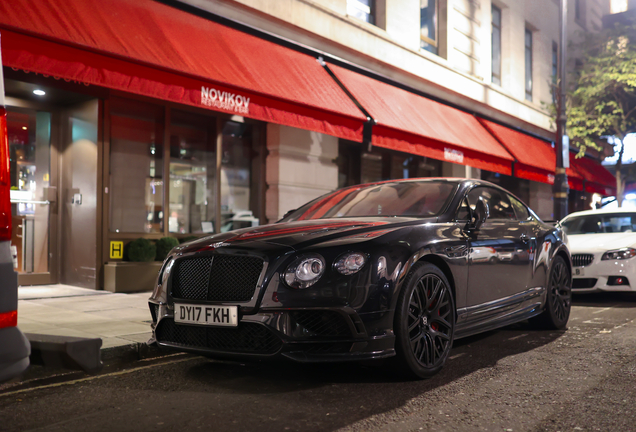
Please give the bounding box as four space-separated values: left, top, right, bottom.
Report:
174 303 238 327
573 267 585 277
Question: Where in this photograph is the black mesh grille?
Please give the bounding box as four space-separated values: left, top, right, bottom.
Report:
289 311 352 338
572 278 598 289
572 254 594 267
207 255 264 302
171 255 264 302
156 319 282 354
172 257 212 300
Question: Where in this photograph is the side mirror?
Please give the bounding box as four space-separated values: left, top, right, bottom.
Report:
472 197 489 230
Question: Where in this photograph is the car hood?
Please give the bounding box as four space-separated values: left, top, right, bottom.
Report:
178 217 426 254
568 233 636 253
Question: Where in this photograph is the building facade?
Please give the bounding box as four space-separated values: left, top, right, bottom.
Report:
0 0 616 289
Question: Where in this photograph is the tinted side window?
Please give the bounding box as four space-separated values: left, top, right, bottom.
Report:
467 187 516 221
509 195 531 221
456 198 471 221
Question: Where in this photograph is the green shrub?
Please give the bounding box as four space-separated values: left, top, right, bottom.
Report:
156 237 179 261
125 238 156 262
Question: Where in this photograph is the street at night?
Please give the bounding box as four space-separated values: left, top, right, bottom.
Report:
2 293 635 432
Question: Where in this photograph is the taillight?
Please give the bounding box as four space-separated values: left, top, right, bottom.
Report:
0 106 10 242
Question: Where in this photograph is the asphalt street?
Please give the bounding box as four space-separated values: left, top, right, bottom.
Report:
1 292 635 432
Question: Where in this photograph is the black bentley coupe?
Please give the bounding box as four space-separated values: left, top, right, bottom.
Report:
149 178 572 378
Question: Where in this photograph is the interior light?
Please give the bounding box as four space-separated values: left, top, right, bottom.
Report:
22 126 27 130
33 89 46 96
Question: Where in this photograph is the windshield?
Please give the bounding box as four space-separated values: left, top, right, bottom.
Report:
281 181 457 221
561 213 636 234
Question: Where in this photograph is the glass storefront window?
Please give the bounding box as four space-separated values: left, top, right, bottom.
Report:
109 98 164 233
220 121 257 232
7 108 51 274
169 109 217 234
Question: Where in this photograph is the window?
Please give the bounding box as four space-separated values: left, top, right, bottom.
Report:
491 5 502 86
467 187 516 220
525 28 533 101
109 98 164 233
562 213 636 234
574 0 586 25
347 0 376 25
509 195 531 221
552 41 558 104
420 0 438 55
283 181 457 221
337 142 443 189
168 109 217 235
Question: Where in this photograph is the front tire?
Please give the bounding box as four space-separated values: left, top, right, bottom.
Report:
393 262 455 379
530 255 571 330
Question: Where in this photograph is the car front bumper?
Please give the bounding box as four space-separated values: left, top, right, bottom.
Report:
149 302 396 362
571 253 636 293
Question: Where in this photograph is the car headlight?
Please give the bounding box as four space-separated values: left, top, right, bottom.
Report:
601 248 636 260
334 252 367 275
284 254 325 289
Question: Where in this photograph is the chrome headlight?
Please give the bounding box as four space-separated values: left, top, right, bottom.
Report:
284 254 325 289
601 248 636 260
334 252 367 275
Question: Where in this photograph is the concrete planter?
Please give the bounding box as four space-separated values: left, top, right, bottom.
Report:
104 261 162 293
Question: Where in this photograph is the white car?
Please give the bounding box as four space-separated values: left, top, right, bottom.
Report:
560 208 636 293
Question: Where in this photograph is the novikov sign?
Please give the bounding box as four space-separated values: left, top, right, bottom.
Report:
200 86 250 114
444 148 464 164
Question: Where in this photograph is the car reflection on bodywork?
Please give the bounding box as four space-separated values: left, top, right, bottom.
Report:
149 178 572 379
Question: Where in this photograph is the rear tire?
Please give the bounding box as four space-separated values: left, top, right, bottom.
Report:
530 255 571 330
392 262 455 379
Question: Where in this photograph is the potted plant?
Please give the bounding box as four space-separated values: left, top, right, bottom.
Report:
104 238 163 293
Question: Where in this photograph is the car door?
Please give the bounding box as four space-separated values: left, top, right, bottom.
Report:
507 194 537 288
465 187 532 305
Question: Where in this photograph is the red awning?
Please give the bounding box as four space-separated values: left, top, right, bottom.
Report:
328 65 514 175
0 0 366 141
570 156 616 196
478 119 584 191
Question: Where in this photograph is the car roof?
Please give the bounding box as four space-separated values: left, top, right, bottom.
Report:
563 208 636 219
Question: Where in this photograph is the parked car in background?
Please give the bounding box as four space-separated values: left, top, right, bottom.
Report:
150 178 572 379
561 208 636 293
0 38 31 382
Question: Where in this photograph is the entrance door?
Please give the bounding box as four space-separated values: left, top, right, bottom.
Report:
6 106 57 285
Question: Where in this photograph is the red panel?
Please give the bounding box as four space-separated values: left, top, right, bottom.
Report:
328 65 514 175
0 107 10 241
571 156 616 196
478 118 584 190
0 310 17 329
0 0 366 140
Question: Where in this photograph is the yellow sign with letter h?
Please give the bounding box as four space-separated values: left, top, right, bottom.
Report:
110 241 124 260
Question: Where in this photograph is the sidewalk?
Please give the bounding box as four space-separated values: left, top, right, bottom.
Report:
17 285 152 350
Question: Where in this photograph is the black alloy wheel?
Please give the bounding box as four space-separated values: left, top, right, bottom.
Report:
393 262 455 379
530 255 571 330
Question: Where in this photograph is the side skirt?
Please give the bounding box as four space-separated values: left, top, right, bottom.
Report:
454 287 546 339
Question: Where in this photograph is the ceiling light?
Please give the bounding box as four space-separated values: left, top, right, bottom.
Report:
22 126 27 130
33 89 46 96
